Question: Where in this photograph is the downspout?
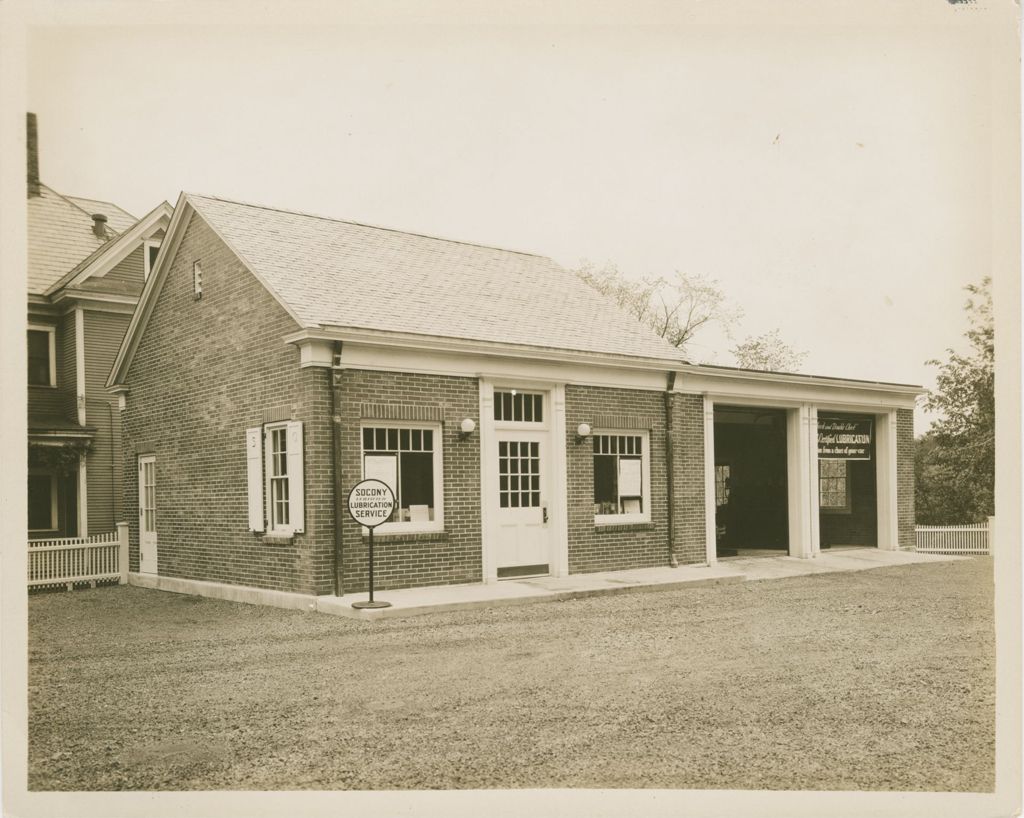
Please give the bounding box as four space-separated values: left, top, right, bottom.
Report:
665 370 678 568
329 341 345 597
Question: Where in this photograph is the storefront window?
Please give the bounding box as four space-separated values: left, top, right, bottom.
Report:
593 432 649 523
362 425 442 530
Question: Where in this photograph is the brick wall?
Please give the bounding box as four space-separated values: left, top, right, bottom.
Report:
335 370 482 594
121 211 336 595
671 393 707 565
897 408 915 549
564 386 707 573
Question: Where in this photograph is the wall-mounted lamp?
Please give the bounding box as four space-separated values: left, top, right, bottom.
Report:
459 418 476 440
575 422 592 444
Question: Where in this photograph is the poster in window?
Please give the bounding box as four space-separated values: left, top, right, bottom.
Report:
618 457 642 497
364 454 398 497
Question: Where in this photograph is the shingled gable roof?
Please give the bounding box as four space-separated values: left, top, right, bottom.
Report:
180 193 684 362
28 184 139 294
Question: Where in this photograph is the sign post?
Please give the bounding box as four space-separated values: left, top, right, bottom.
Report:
346 478 396 609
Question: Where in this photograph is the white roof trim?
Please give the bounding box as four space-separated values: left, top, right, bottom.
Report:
44 201 174 296
284 326 686 373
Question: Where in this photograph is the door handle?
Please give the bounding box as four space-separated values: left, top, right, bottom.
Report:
542 504 548 524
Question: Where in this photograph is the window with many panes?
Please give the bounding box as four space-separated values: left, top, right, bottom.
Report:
493 390 543 423
27 327 55 386
361 425 442 530
819 459 850 512
266 424 290 530
593 432 650 522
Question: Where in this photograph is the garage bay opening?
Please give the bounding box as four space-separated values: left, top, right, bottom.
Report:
817 413 877 549
713 406 788 558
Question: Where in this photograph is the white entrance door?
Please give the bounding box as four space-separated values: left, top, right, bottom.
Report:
495 430 551 578
138 455 157 573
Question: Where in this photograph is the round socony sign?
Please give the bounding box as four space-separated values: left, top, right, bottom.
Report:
347 479 396 528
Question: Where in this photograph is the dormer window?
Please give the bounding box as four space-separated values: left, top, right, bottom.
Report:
27 325 56 386
143 239 161 280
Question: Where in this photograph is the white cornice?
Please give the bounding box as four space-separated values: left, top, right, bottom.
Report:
284 326 685 374
678 364 922 409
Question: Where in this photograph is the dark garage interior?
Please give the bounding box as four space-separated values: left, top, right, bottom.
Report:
713 406 789 557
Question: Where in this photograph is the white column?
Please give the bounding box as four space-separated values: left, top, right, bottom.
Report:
786 404 814 558
550 385 569 578
75 307 86 425
77 456 89 538
875 410 900 550
478 379 497 583
702 395 717 566
807 405 821 557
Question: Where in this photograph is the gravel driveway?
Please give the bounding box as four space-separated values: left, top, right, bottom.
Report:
28 557 994 791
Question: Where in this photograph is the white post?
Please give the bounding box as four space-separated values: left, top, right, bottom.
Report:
987 516 996 555
806 405 821 557
702 395 717 566
875 410 900 550
117 521 129 584
786 405 815 559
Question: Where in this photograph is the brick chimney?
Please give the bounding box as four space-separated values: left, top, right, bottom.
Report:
26 112 40 198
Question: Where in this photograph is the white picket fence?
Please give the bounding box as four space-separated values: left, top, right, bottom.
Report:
28 522 129 590
915 517 993 556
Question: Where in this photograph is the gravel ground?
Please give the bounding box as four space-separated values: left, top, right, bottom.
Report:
28 557 994 792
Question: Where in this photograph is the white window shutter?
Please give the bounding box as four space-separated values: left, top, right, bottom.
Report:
246 427 264 532
286 420 305 533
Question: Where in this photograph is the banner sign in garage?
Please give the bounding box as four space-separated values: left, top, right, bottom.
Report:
818 418 873 460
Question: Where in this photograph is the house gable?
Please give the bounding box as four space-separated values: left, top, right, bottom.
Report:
45 202 173 298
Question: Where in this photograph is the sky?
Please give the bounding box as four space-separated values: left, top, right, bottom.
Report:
23 11 1003 432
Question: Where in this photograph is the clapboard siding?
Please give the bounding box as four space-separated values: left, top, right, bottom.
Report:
83 310 131 533
101 246 145 288
58 310 77 420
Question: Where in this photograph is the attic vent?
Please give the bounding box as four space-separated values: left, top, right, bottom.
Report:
193 261 203 299
91 213 108 238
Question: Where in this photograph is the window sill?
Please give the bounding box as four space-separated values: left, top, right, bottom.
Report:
593 519 654 532
260 531 295 545
362 530 449 543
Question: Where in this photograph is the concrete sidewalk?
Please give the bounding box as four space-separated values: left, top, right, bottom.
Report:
316 548 966 620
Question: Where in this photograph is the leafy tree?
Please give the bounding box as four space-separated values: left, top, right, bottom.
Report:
917 277 994 523
576 261 741 356
730 329 807 372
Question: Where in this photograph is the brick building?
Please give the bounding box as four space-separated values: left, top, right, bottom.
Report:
26 113 173 539
107 192 920 604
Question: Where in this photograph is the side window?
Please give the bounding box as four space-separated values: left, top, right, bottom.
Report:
819 459 850 512
361 425 443 531
593 432 650 523
143 239 161 280
28 473 57 531
246 422 304 534
27 327 55 386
